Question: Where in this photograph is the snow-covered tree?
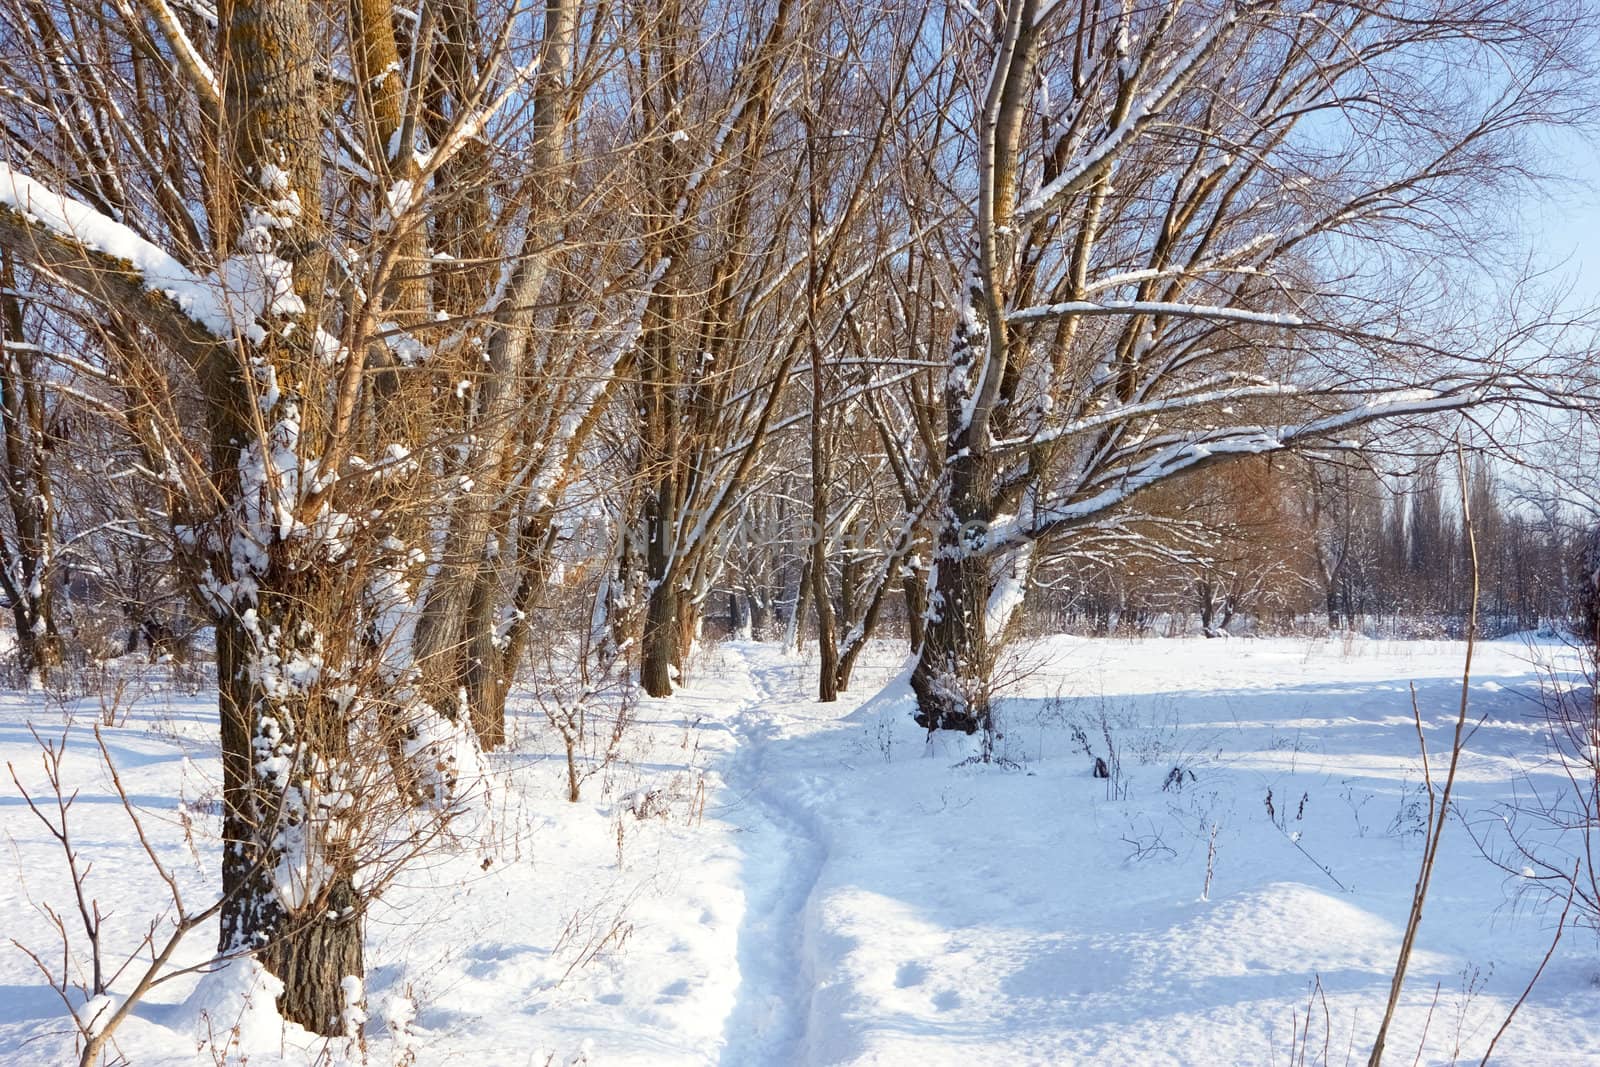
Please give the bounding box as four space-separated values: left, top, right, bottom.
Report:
0 0 641 1030
907 0 1595 734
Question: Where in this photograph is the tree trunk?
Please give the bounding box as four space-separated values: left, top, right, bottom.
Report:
0 254 62 684
910 535 992 735
747 587 770 639
1198 581 1217 634
602 522 646 672
902 566 926 652
909 0 1039 731
463 569 505 749
812 540 838 702
835 533 921 693
789 557 811 652
910 287 1000 734
9 604 60 682
641 577 677 697
258 875 364 1035
409 0 576 740
215 568 364 1036
212 0 364 1032
675 593 700 675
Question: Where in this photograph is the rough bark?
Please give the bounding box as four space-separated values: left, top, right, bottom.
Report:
641 578 678 697
212 0 365 1033
902 567 926 652
908 0 1038 733
910 276 1006 734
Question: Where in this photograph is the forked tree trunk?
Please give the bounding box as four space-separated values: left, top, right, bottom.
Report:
833 525 924 694
910 2 1038 734
409 0 576 744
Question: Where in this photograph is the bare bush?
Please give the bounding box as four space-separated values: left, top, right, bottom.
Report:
8 726 227 1066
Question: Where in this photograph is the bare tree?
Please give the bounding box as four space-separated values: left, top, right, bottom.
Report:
907 0 1595 734
0 252 64 680
0 0 611 1030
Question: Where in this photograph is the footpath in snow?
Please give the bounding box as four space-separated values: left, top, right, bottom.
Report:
4 635 1600 1064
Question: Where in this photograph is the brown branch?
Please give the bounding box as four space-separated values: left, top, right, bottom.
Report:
1476 861 1580 1066
0 204 222 382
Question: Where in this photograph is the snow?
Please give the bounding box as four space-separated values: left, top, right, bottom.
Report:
340 975 366 1038
0 164 309 346
1005 298 1305 329
984 542 1034 642
216 252 303 345
4 636 1600 1064
74 992 115 1037
186 956 289 1052
0 164 235 338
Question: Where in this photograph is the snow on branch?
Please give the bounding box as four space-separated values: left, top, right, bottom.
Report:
1005 299 1304 329
991 377 1300 453
0 164 231 350
415 56 541 178
1014 4 1249 225
988 383 1514 551
1 163 316 365
512 257 670 510
125 0 220 108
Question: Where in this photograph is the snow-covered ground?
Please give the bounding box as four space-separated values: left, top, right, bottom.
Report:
4 635 1599 1065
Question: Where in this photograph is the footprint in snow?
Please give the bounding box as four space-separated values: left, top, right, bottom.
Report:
932 989 962 1012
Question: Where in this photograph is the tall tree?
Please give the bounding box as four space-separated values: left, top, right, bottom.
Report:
0 0 588 1027
0 253 64 681
908 0 1593 734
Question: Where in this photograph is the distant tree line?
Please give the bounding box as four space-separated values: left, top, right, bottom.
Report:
1018 456 1577 638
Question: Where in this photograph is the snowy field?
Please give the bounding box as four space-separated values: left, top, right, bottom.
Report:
3 635 1599 1065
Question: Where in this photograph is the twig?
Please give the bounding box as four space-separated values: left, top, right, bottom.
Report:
1411 981 1440 1067
1476 861 1579 1066
1368 439 1480 1067
1282 827 1349 892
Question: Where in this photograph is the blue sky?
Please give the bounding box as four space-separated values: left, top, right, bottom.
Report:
1525 132 1600 310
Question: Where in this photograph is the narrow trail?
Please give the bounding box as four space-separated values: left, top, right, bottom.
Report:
713 646 829 1067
